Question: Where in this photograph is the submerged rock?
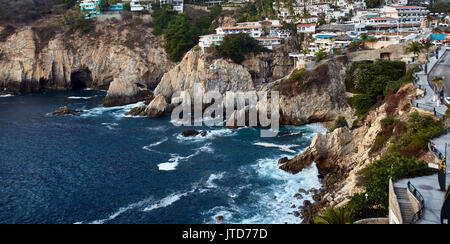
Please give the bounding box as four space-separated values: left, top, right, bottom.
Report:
278 157 289 165
125 104 147 116
215 216 224 222
53 106 82 115
182 130 208 137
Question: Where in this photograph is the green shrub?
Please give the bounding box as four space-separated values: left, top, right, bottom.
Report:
350 94 377 117
330 116 348 132
371 116 398 153
346 193 386 220
314 207 354 224
389 112 443 158
358 155 429 210
346 60 406 117
217 33 264 64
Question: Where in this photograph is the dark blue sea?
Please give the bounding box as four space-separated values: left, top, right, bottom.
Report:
0 90 324 224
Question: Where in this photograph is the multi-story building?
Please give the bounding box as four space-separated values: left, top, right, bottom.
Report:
366 17 399 29
160 0 184 13
256 37 282 50
122 0 152 11
216 26 264 38
79 0 124 17
79 0 101 17
383 5 429 27
198 19 291 52
198 34 224 49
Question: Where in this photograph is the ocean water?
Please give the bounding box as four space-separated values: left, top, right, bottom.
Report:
0 90 325 224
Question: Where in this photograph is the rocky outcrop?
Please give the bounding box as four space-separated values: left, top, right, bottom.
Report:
145 94 169 117
278 83 423 209
272 56 353 126
153 48 255 102
53 106 82 115
0 18 174 106
182 129 207 137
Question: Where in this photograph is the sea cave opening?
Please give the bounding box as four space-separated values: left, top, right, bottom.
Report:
70 69 92 90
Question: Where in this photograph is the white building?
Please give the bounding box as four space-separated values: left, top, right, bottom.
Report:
367 17 399 28
160 0 184 13
198 34 223 49
383 5 429 27
297 23 316 33
122 0 152 11
216 26 263 38
257 37 282 50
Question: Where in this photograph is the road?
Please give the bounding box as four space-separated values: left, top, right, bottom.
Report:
430 50 450 98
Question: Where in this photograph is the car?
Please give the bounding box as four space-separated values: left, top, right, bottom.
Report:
447 45 450 51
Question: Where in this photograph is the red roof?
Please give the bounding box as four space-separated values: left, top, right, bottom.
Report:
371 17 395 20
390 5 427 9
297 23 316 27
219 26 262 30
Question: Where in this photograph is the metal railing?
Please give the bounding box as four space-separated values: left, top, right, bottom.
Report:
428 128 450 160
408 181 425 224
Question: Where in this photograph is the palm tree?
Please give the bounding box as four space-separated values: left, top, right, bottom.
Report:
313 207 354 224
433 76 443 106
407 41 423 58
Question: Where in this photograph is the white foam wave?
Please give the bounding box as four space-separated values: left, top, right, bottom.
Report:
0 94 13 98
143 185 199 212
157 152 199 171
203 156 321 224
304 122 328 134
101 122 119 130
175 128 235 143
79 196 155 224
143 137 168 150
68 96 97 100
205 172 225 189
80 102 143 118
253 142 299 154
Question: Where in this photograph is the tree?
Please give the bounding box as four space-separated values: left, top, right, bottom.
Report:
315 48 328 61
433 76 443 105
314 208 354 224
406 41 423 57
164 13 199 62
217 33 264 64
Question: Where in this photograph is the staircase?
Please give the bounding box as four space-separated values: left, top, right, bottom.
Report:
394 187 415 224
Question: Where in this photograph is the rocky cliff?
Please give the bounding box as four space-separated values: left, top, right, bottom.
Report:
278 84 430 222
144 47 350 127
272 56 353 126
0 17 174 106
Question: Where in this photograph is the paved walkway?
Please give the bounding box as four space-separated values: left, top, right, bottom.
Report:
430 51 450 97
395 174 450 224
432 134 450 160
411 47 448 118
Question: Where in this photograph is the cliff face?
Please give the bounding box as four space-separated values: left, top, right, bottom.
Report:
0 20 174 106
272 56 353 126
279 84 425 210
153 48 255 102
148 49 351 127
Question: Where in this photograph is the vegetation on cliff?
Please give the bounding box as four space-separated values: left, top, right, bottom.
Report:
346 60 406 117
215 33 265 64
152 5 223 62
347 112 442 221
237 0 276 22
